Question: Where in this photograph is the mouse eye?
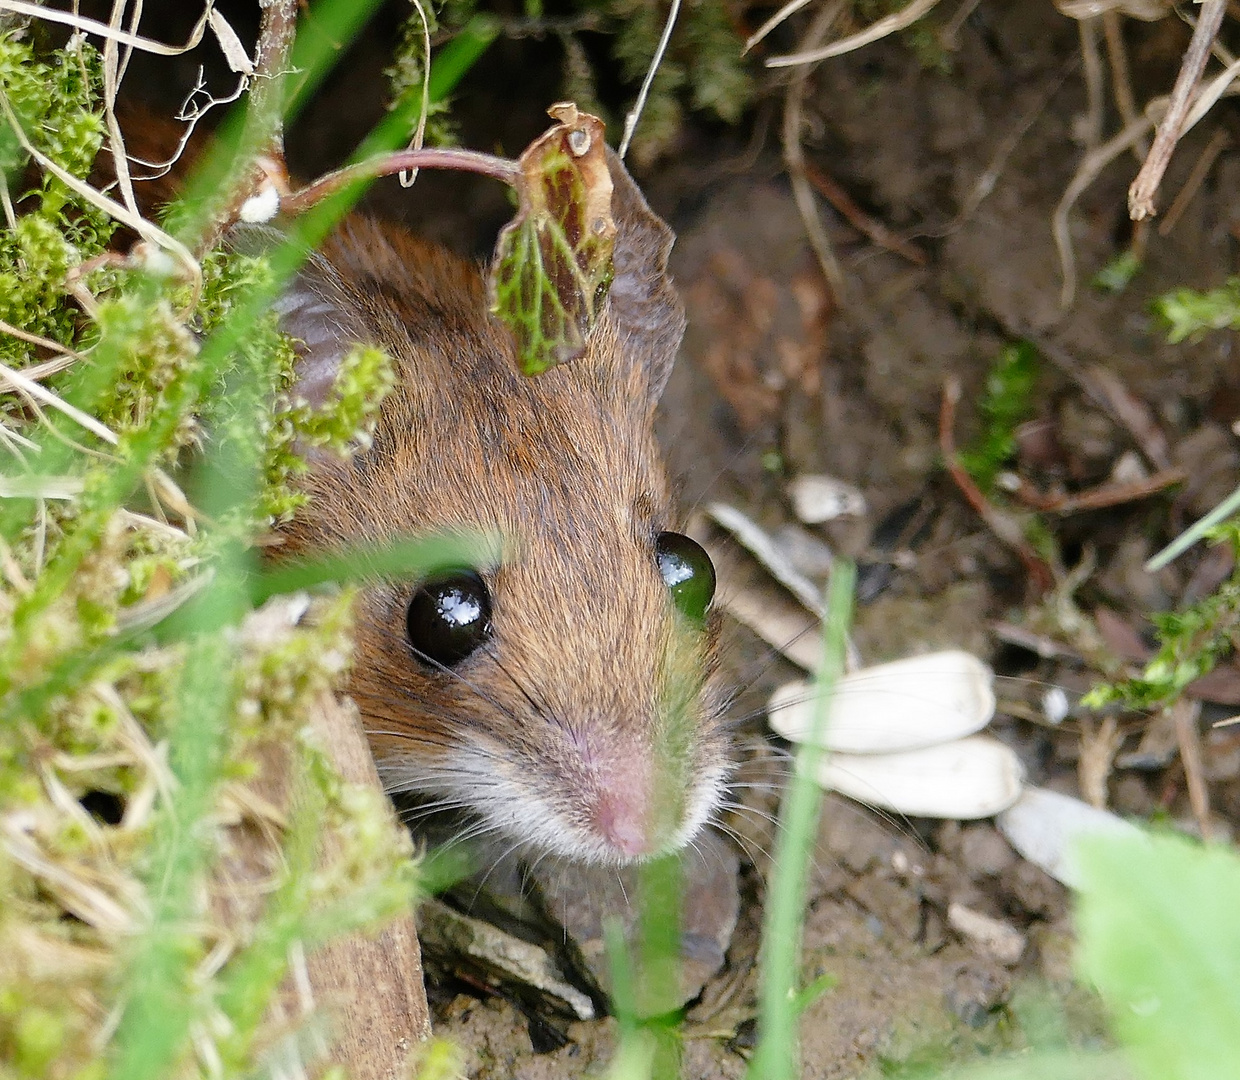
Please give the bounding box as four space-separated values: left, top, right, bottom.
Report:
405 570 493 667
655 532 715 621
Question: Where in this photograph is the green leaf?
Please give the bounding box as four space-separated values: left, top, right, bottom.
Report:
489 103 616 375
1076 832 1240 1080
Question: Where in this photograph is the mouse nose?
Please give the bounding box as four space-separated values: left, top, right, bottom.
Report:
594 787 652 859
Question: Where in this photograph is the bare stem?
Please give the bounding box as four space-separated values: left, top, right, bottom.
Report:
1128 0 1226 220
194 0 298 255
281 148 521 215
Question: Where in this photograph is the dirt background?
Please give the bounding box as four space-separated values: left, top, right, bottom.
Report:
123 1 1240 1074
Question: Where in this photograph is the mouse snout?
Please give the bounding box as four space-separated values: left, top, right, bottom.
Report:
576 731 702 862
589 752 668 859
593 785 651 859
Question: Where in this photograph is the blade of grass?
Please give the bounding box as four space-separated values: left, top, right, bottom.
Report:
1145 482 1240 571
251 532 503 606
638 851 683 1080
746 560 855 1080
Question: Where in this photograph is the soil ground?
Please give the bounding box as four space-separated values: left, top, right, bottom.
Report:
130 1 1240 1073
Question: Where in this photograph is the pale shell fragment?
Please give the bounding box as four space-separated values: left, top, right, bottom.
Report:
768 650 996 753
996 785 1142 889
787 473 867 524
706 502 824 616
819 736 1025 819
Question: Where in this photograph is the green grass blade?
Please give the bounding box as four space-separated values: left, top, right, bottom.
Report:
747 560 855 1080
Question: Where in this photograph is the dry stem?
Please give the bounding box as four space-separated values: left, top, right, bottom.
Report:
781 1 848 299
1128 0 1226 219
766 0 942 67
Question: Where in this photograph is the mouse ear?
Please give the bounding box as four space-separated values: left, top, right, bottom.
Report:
604 149 686 401
231 225 369 412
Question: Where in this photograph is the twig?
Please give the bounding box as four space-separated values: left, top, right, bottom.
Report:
919 59 1075 239
801 160 926 266
782 1 848 299
1128 0 1227 219
99 1 143 221
192 0 298 256
1172 699 1212 839
1158 125 1229 236
1078 714 1121 809
1102 9 1147 163
1054 111 1155 308
939 377 1055 594
1013 467 1185 514
0 0 211 54
397 0 432 187
939 0 983 51
1082 362 1171 470
745 0 813 52
0 319 85 374
0 84 202 303
618 0 681 159
1078 16 1105 152
766 0 942 67
0 362 119 445
280 148 520 215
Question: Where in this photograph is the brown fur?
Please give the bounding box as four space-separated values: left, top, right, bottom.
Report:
278 210 729 863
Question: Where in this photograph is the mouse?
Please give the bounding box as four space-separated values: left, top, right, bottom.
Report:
269 152 732 865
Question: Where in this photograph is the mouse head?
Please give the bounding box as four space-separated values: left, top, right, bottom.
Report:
273 152 730 865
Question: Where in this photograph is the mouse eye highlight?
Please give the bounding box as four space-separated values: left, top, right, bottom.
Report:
655 532 716 621
405 569 493 667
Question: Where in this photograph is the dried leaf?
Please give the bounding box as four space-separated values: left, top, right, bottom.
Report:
489 103 615 375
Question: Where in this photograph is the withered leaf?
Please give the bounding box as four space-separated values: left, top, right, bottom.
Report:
488 103 616 375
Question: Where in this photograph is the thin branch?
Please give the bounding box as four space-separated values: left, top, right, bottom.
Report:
745 0 813 52
0 85 202 304
280 148 520 215
192 0 296 256
1158 126 1229 236
0 0 211 54
801 160 926 266
1078 16 1104 153
1128 0 1227 219
939 377 1055 595
1102 9 1147 163
619 0 681 159
1054 111 1154 308
782 0 848 299
397 0 433 188
0 361 119 446
766 0 942 67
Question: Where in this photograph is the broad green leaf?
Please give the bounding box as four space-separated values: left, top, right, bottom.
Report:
489 102 615 375
1076 831 1240 1080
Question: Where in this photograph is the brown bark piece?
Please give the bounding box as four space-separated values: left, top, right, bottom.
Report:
304 691 432 1079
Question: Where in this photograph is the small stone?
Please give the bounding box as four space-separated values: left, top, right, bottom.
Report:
947 902 1026 965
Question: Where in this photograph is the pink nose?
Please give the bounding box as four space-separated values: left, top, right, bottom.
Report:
594 788 651 859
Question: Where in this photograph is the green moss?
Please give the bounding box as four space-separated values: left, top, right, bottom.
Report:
0 31 422 1080
0 32 111 362
956 341 1040 493
1153 276 1240 343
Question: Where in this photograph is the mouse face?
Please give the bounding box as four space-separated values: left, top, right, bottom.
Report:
275 163 730 864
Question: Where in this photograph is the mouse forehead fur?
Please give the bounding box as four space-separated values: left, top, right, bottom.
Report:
284 216 675 553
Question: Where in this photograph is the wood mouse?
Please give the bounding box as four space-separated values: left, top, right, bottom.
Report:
269 154 731 865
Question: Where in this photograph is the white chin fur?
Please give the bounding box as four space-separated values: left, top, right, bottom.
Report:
377 751 728 866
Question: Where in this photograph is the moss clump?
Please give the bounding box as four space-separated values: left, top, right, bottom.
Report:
0 30 415 1080
0 32 111 363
